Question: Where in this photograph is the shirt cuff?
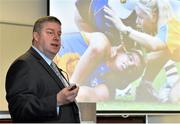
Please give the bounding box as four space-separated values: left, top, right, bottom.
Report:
57 106 60 115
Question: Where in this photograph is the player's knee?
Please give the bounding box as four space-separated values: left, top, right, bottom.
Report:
90 45 109 56
90 37 111 59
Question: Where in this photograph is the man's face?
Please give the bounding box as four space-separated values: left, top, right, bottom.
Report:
34 22 61 59
135 6 157 33
111 50 144 81
116 51 141 71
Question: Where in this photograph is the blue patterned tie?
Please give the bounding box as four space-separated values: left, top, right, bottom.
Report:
50 62 69 87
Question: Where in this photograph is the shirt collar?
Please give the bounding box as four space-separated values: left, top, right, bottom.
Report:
32 46 52 66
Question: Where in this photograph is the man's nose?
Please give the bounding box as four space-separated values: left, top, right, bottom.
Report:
54 33 60 41
127 60 135 67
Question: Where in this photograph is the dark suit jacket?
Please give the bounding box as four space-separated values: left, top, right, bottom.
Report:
5 47 80 123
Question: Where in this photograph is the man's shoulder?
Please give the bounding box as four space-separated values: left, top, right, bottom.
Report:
16 49 34 62
10 48 37 67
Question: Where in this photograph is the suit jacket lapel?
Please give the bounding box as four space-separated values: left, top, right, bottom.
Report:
29 47 65 89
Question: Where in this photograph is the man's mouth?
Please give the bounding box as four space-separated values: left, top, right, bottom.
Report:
51 43 59 47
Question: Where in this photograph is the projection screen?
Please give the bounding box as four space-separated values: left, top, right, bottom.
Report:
49 0 180 113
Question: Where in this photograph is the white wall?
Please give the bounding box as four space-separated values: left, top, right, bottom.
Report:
0 0 47 111
0 0 47 25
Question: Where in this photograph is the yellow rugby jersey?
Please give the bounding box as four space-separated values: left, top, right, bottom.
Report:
167 18 180 61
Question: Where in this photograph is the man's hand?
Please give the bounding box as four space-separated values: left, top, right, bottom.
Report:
56 86 79 106
104 6 127 33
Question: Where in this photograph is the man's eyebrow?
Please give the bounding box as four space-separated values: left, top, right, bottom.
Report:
45 28 61 33
46 28 54 31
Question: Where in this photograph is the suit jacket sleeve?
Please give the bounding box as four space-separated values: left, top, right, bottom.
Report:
6 60 58 122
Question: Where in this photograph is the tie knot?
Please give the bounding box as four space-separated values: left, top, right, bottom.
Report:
50 62 59 74
50 61 69 87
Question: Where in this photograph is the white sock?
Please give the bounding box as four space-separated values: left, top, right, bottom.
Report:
158 60 179 102
164 60 179 88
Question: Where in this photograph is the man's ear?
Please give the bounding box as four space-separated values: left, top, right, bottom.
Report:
111 44 125 58
33 32 39 42
116 44 126 53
